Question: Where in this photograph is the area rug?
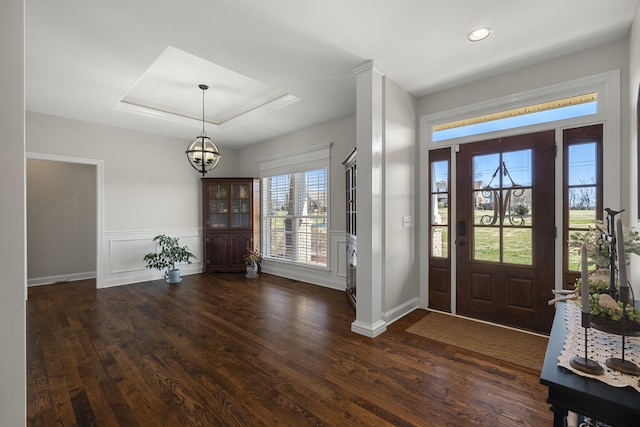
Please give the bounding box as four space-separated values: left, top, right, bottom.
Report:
406 312 549 372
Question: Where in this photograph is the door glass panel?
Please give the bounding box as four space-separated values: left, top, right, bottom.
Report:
568 192 596 227
431 225 448 257
503 228 532 264
502 150 532 187
472 149 533 265
431 161 448 192
473 153 500 190
566 140 599 273
430 160 449 258
568 143 596 186
474 227 500 262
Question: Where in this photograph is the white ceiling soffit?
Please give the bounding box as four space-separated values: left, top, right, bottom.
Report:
114 46 299 131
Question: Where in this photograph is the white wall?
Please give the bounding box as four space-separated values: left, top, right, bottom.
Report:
26 112 241 287
417 37 632 296
27 159 97 285
238 116 356 289
0 0 26 424
27 112 239 230
383 78 418 318
628 4 640 299
418 39 629 117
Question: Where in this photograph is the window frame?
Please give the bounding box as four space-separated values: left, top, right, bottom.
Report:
259 143 331 270
562 124 603 289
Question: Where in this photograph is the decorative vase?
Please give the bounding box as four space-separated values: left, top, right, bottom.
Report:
246 264 258 279
166 268 181 284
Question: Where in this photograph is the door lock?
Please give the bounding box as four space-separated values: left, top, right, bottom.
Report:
457 220 466 236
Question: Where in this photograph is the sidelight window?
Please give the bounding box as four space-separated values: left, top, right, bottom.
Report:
563 125 603 283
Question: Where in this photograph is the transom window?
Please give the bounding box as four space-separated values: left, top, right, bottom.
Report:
432 93 597 142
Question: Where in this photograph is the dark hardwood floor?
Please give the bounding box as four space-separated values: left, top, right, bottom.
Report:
27 273 553 426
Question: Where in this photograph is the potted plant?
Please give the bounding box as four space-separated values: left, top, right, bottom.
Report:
570 219 640 334
569 219 640 271
143 234 195 284
244 247 262 279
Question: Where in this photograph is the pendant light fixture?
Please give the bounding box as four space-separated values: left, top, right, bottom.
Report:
186 84 221 175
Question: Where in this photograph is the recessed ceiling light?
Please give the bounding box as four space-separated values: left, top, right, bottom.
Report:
467 27 492 42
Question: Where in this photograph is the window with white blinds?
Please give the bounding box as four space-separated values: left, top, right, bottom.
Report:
260 144 330 267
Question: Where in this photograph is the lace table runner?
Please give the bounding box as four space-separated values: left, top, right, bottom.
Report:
558 301 640 393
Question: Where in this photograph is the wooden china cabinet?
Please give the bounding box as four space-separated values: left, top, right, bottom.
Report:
343 148 357 309
202 178 260 272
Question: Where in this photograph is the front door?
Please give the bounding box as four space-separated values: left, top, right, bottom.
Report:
456 131 556 333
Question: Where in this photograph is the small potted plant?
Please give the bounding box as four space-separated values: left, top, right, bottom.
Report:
143 234 195 284
244 247 262 279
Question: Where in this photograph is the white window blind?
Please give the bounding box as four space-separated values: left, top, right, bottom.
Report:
260 144 330 267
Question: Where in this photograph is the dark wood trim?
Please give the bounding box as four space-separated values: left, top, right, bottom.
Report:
428 147 451 312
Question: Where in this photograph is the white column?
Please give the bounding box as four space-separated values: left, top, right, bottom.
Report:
351 61 387 337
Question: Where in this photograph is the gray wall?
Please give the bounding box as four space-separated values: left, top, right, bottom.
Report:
0 0 26 424
27 112 240 231
238 115 356 289
238 115 356 231
384 78 417 313
26 112 242 287
27 159 97 284
417 38 629 117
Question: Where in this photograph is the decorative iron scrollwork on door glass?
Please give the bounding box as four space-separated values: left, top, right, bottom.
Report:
472 149 533 265
479 161 526 226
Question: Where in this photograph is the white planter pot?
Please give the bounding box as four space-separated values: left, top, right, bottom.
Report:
245 264 259 279
166 268 182 284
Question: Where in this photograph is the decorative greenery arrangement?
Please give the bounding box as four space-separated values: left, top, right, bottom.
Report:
244 247 263 267
570 218 640 333
143 234 194 278
569 220 640 269
577 277 640 323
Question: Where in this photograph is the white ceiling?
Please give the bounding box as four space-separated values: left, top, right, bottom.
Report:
26 0 638 149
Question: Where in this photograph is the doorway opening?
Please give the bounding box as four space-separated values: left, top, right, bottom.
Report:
26 152 104 291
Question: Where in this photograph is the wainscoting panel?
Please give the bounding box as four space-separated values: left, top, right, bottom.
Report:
261 231 347 291
99 229 346 290
100 228 203 288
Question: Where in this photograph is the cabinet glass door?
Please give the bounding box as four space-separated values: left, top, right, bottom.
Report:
230 184 250 228
208 184 229 228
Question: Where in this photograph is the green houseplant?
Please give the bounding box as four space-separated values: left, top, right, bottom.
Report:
143 234 195 284
244 247 262 279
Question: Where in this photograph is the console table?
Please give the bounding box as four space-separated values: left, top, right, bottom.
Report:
540 302 640 427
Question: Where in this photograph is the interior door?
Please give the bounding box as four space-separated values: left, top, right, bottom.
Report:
456 131 556 333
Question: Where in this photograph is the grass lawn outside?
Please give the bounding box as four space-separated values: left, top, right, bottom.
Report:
431 208 596 268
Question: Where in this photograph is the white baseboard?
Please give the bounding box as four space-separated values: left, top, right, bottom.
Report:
383 297 420 326
28 271 96 287
351 319 387 338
